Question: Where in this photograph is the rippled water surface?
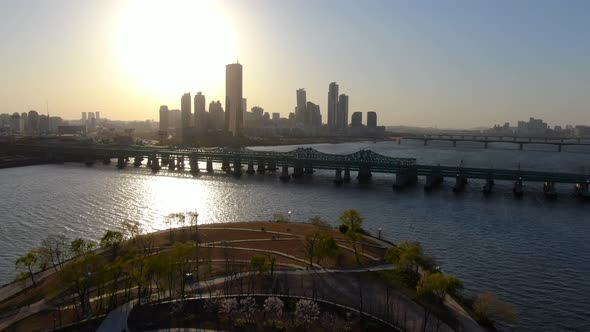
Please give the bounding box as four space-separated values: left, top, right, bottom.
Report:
1 141 590 331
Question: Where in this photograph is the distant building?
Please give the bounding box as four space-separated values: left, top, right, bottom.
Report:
307 101 322 130
9 113 20 133
39 114 50 133
181 92 192 131
296 88 307 125
575 125 590 137
367 111 377 128
517 117 548 136
208 101 224 131
327 82 339 131
272 112 280 123
336 94 349 131
225 63 243 136
159 105 169 133
241 98 247 126
27 110 39 134
20 112 27 132
194 92 206 131
95 112 100 121
81 112 87 122
351 112 362 128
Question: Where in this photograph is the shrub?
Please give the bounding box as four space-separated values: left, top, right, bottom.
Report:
219 298 240 320
338 224 349 234
263 297 284 319
295 299 320 325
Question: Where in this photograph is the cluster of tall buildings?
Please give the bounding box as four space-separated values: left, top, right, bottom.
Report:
158 62 382 142
1 111 64 135
80 111 100 131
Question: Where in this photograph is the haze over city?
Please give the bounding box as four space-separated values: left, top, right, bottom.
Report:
1 0 589 128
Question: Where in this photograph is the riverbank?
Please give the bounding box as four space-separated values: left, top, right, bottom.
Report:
1 219 483 332
0 155 45 169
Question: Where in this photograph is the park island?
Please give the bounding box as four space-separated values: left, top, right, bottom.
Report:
0 210 515 332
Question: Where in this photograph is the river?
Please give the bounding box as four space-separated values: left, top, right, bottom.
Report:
1 140 589 331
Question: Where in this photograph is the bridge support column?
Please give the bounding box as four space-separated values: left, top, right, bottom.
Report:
189 156 199 174
357 165 372 182
423 139 428 146
398 138 401 145
452 175 467 193
558 144 562 152
333 168 343 185
343 167 351 182
257 160 266 174
150 156 160 172
133 156 143 167
206 159 213 173
268 160 277 172
484 142 488 149
513 178 524 197
168 158 176 170
177 156 184 170
233 157 242 177
246 161 255 174
453 140 457 147
147 158 152 167
483 178 494 195
292 162 304 178
222 158 231 173
304 164 314 175
117 157 126 169
103 157 111 165
279 165 290 181
519 143 523 150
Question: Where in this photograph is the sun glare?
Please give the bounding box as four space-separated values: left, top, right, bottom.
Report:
114 0 237 98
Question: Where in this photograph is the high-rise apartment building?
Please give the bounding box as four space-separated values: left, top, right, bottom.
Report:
296 88 307 124
159 105 169 132
327 82 339 131
225 63 243 136
95 112 100 121
181 93 192 129
194 92 206 130
27 110 39 134
336 94 349 131
81 112 87 122
351 112 362 127
367 111 377 128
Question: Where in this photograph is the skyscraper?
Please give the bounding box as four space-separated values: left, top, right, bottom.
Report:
367 111 377 128
337 94 349 131
296 88 307 125
351 112 362 127
225 63 243 136
181 92 192 134
27 110 39 134
327 82 339 132
159 105 169 132
81 112 87 122
95 112 100 121
194 92 206 130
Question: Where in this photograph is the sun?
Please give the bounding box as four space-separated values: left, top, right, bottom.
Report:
113 0 237 98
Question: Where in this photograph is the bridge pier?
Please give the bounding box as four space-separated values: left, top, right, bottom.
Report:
393 172 417 189
206 159 214 173
257 160 266 174
357 165 372 182
133 156 143 167
452 175 467 193
233 157 242 177
279 165 290 181
268 160 277 172
292 162 304 178
483 178 494 195
513 178 524 197
222 158 231 173
246 161 255 174
423 139 428 146
519 143 523 150
333 168 343 185
117 157 126 169
558 144 562 152
343 167 351 182
304 164 314 175
452 140 457 147
177 156 185 170
103 157 111 165
189 156 199 174
150 156 160 172
544 181 557 198
484 142 488 149
168 158 176 170
398 138 401 145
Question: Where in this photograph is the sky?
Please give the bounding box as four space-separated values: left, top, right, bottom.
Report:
0 0 589 128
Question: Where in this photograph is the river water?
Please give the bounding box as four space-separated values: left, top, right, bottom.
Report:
1 140 589 331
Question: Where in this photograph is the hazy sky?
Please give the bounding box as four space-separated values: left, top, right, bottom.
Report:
1 0 589 128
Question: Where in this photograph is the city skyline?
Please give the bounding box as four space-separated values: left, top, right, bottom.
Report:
1 0 590 128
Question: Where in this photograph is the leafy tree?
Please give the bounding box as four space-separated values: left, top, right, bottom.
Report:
309 216 330 229
385 240 424 274
316 235 340 264
15 251 39 287
39 235 69 272
346 228 362 264
69 238 95 257
171 241 195 298
250 255 270 274
339 209 363 232
295 299 320 327
100 230 124 258
272 213 289 222
473 292 518 326
417 272 464 303
263 296 284 319
303 234 320 268
187 211 199 235
121 219 142 241
338 224 349 234
166 213 185 241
